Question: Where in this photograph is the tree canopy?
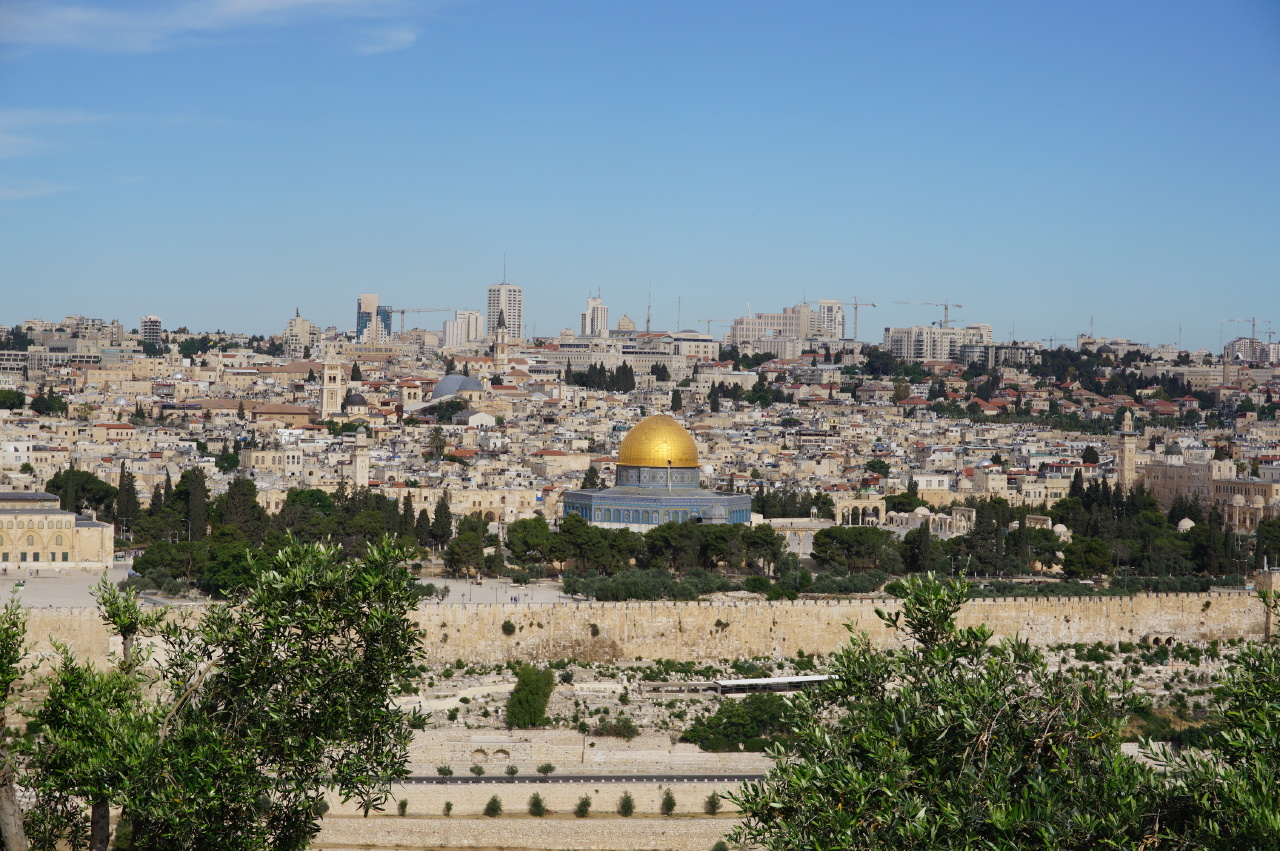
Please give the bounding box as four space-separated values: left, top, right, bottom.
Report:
730 575 1280 850
8 540 426 851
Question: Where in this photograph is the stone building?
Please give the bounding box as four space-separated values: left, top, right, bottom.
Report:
0 491 113 570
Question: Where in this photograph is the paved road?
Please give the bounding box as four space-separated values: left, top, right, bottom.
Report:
403 774 764 784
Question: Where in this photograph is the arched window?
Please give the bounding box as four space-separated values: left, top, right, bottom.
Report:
55 535 63 546
26 536 34 546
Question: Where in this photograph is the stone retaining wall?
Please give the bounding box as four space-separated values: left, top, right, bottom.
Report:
315 814 734 851
20 590 1271 670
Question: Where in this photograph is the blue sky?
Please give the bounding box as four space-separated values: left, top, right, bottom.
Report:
2 1 1278 350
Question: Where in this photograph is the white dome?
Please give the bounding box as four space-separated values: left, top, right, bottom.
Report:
1176 518 1196 532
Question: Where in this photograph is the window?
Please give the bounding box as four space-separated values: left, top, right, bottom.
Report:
26 536 33 546
62 552 68 562
32 552 39 561
1 553 6 562
20 553 26 562
55 535 63 546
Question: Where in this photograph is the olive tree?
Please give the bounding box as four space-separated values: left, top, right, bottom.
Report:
730 573 1165 850
17 539 426 851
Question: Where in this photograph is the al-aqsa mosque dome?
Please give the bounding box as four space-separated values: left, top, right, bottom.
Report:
563 414 751 529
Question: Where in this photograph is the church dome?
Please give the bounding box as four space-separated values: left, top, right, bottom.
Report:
617 415 699 468
431 373 484 399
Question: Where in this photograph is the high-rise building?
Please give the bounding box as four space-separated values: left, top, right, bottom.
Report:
816 300 845 339
282 311 321 361
487 284 522 338
443 310 484 348
581 296 609 338
883 324 993 363
140 315 163 347
728 303 825 344
355 294 392 344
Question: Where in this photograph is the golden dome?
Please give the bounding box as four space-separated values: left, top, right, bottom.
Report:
617 414 699 468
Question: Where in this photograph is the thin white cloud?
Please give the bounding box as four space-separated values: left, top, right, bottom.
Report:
0 0 422 53
0 108 104 158
0 178 72 201
356 24 417 54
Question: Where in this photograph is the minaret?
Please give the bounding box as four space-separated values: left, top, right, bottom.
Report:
353 426 370 489
320 361 344 420
1117 409 1138 490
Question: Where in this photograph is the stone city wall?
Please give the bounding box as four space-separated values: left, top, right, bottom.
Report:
17 590 1271 670
414 590 1268 666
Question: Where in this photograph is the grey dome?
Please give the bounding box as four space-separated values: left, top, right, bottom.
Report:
346 393 369 407
431 373 483 399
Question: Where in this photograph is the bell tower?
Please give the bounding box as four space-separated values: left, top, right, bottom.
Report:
321 362 344 420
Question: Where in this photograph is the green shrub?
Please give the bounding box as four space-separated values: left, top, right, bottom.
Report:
502 619 516 636
661 789 676 816
574 795 592 818
444 801 453 817
618 791 635 817
397 798 408 816
436 764 453 776
592 713 640 740
528 793 547 817
712 842 730 851
483 795 502 817
704 792 721 815
536 762 556 776
469 764 485 776
506 664 555 728
505 764 518 776
680 692 789 752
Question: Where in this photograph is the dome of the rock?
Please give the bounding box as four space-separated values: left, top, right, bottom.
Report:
617 415 699 468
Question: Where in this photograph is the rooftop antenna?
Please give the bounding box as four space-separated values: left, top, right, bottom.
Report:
677 296 682 331
646 283 652 333
502 254 507 284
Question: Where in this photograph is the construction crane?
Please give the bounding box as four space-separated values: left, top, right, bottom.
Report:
893 301 964 329
1220 317 1272 360
696 319 729 335
391 308 453 334
823 298 877 345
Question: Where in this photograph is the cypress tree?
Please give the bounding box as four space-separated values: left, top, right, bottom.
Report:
116 463 141 528
415 508 432 547
430 494 453 549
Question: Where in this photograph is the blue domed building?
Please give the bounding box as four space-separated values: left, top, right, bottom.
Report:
562 415 752 529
